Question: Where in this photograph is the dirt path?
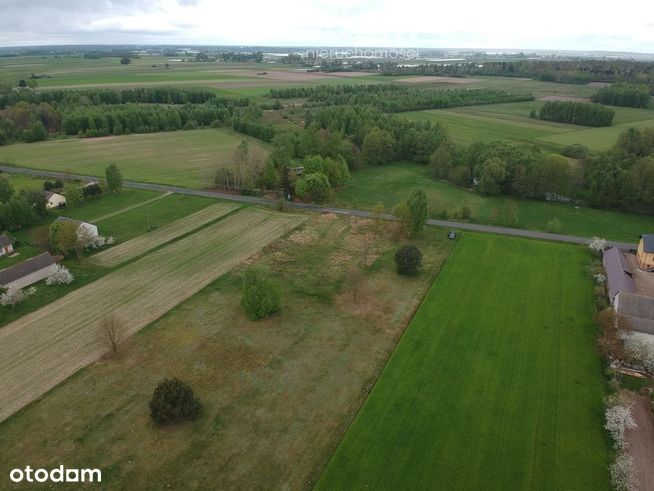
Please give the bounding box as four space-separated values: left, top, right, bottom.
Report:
625 390 654 491
89 191 172 223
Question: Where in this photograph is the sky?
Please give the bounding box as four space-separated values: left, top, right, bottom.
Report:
1 0 653 53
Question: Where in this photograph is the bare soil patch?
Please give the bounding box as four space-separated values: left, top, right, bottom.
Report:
538 95 591 102
397 76 479 84
625 390 654 490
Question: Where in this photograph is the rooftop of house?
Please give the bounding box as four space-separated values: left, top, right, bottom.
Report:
0 252 57 286
641 234 654 253
0 234 13 248
603 246 636 300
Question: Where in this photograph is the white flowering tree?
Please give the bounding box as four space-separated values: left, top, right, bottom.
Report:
46 265 74 285
589 237 608 255
609 452 637 491
605 404 637 450
0 286 37 307
623 332 654 374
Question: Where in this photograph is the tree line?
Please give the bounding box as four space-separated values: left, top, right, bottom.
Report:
535 101 614 127
378 59 654 91
429 127 654 214
0 86 226 109
268 84 534 112
591 83 651 108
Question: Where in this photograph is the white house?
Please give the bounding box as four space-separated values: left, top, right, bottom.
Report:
56 217 99 239
44 191 67 209
0 234 14 257
0 252 58 289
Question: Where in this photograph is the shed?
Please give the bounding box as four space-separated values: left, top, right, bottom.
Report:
603 246 635 303
0 234 14 257
44 191 67 209
56 217 99 239
0 252 58 289
637 234 654 272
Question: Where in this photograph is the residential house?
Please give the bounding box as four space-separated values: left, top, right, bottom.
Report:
56 217 99 239
44 191 67 209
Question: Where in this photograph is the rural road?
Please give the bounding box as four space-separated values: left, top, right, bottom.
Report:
0 165 637 250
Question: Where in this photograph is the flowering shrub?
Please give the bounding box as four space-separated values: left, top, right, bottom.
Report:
605 404 637 450
623 332 654 374
589 237 608 254
609 452 637 491
593 273 606 284
0 286 37 307
45 265 74 285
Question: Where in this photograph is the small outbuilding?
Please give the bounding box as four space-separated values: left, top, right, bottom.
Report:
637 234 654 272
44 191 67 209
56 217 99 239
0 234 14 257
0 252 58 289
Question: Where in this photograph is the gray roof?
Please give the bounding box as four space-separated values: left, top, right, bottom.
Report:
617 292 654 334
603 247 636 301
641 234 654 253
56 216 82 226
0 234 13 248
0 252 57 287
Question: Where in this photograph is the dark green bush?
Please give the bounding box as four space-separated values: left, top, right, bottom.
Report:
149 378 201 426
394 245 423 276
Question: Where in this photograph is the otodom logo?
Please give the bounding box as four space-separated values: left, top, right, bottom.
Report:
9 466 101 484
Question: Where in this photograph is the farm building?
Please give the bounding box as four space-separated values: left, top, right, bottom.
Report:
44 191 67 209
56 217 99 238
0 234 14 257
604 246 654 335
603 246 635 303
637 234 654 271
0 252 58 289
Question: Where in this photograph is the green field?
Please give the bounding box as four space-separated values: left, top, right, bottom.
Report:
403 101 654 151
336 163 650 242
0 128 269 188
317 234 609 490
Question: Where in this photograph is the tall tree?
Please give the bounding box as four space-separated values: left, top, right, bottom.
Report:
105 164 123 194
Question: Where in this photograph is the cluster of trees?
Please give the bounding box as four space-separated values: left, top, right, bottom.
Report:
0 102 59 144
0 176 46 232
194 51 264 63
59 102 234 137
379 60 654 90
306 105 448 164
430 127 654 214
269 84 534 113
535 101 614 127
0 86 222 108
392 189 428 238
294 155 351 202
591 83 651 108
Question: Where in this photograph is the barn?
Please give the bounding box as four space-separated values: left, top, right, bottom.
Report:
637 234 654 272
0 252 58 289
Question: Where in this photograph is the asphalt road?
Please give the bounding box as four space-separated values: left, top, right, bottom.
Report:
0 165 637 250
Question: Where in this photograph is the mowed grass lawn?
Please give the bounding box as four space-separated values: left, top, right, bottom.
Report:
0 128 269 189
317 234 609 490
403 101 654 151
336 163 650 242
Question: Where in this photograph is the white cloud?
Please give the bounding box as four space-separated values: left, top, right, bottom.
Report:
0 0 652 52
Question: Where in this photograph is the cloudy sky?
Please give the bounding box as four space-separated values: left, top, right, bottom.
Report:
1 0 653 53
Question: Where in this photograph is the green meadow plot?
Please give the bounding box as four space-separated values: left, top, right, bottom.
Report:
317 234 609 490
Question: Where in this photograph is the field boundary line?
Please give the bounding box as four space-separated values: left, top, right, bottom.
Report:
89 192 173 223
